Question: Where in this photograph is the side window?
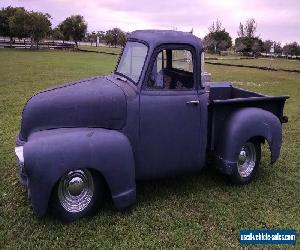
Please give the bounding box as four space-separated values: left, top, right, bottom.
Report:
147 48 194 90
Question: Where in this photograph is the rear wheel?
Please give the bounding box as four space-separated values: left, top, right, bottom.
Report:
50 169 105 222
229 139 261 185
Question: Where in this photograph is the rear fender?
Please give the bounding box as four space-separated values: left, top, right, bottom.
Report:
24 128 135 217
215 108 282 174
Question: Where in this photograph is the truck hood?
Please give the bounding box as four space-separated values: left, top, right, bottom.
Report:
19 76 127 141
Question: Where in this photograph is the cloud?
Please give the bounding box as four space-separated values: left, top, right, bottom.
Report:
1 0 299 44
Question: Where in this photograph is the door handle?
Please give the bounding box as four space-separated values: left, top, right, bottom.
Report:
186 100 199 105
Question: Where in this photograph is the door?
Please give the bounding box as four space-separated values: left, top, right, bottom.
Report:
136 47 204 179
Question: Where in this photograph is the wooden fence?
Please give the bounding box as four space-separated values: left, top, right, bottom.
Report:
0 40 75 50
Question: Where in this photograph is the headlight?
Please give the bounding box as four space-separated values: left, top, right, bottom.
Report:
15 146 24 164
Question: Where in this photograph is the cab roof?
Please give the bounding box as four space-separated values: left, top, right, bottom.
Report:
128 30 203 51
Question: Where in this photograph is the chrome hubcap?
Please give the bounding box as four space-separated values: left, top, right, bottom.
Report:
58 169 94 213
238 150 247 165
68 176 85 196
237 142 256 178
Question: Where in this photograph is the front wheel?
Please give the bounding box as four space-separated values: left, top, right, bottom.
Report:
50 169 105 222
229 139 261 185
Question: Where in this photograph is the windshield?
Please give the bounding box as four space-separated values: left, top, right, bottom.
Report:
116 41 148 84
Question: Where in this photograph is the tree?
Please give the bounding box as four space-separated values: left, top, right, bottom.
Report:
237 22 244 37
251 38 263 54
262 40 282 54
282 42 300 56
8 7 28 40
244 18 257 38
51 27 64 41
208 19 222 33
26 11 52 47
274 42 282 54
59 15 87 47
235 36 263 54
0 6 23 45
118 31 127 47
96 31 105 43
86 31 97 46
203 20 232 54
262 39 273 53
235 18 263 54
0 7 51 47
237 18 257 38
104 28 126 47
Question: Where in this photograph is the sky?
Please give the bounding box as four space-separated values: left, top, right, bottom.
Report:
1 0 299 44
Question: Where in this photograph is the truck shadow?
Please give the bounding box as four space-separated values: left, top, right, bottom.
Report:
135 166 227 203
102 165 230 214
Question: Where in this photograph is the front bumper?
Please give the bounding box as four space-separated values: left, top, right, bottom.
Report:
15 146 27 186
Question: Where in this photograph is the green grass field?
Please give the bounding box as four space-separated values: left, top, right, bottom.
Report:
0 48 299 248
209 57 300 71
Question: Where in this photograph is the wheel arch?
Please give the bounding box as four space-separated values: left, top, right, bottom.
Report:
215 107 282 175
23 128 136 217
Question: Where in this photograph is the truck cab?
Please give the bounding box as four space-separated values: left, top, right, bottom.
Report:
118 31 208 179
15 30 288 221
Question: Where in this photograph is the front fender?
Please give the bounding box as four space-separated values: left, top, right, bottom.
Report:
215 108 282 174
23 128 135 217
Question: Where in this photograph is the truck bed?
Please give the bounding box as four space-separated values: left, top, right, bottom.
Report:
206 82 289 150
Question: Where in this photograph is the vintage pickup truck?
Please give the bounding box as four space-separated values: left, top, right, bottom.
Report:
15 30 289 221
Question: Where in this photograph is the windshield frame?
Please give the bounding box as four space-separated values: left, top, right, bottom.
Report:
115 39 149 85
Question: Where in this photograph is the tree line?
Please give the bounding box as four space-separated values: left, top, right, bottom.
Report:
0 6 51 47
0 6 127 48
1 6 299 55
203 18 300 56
